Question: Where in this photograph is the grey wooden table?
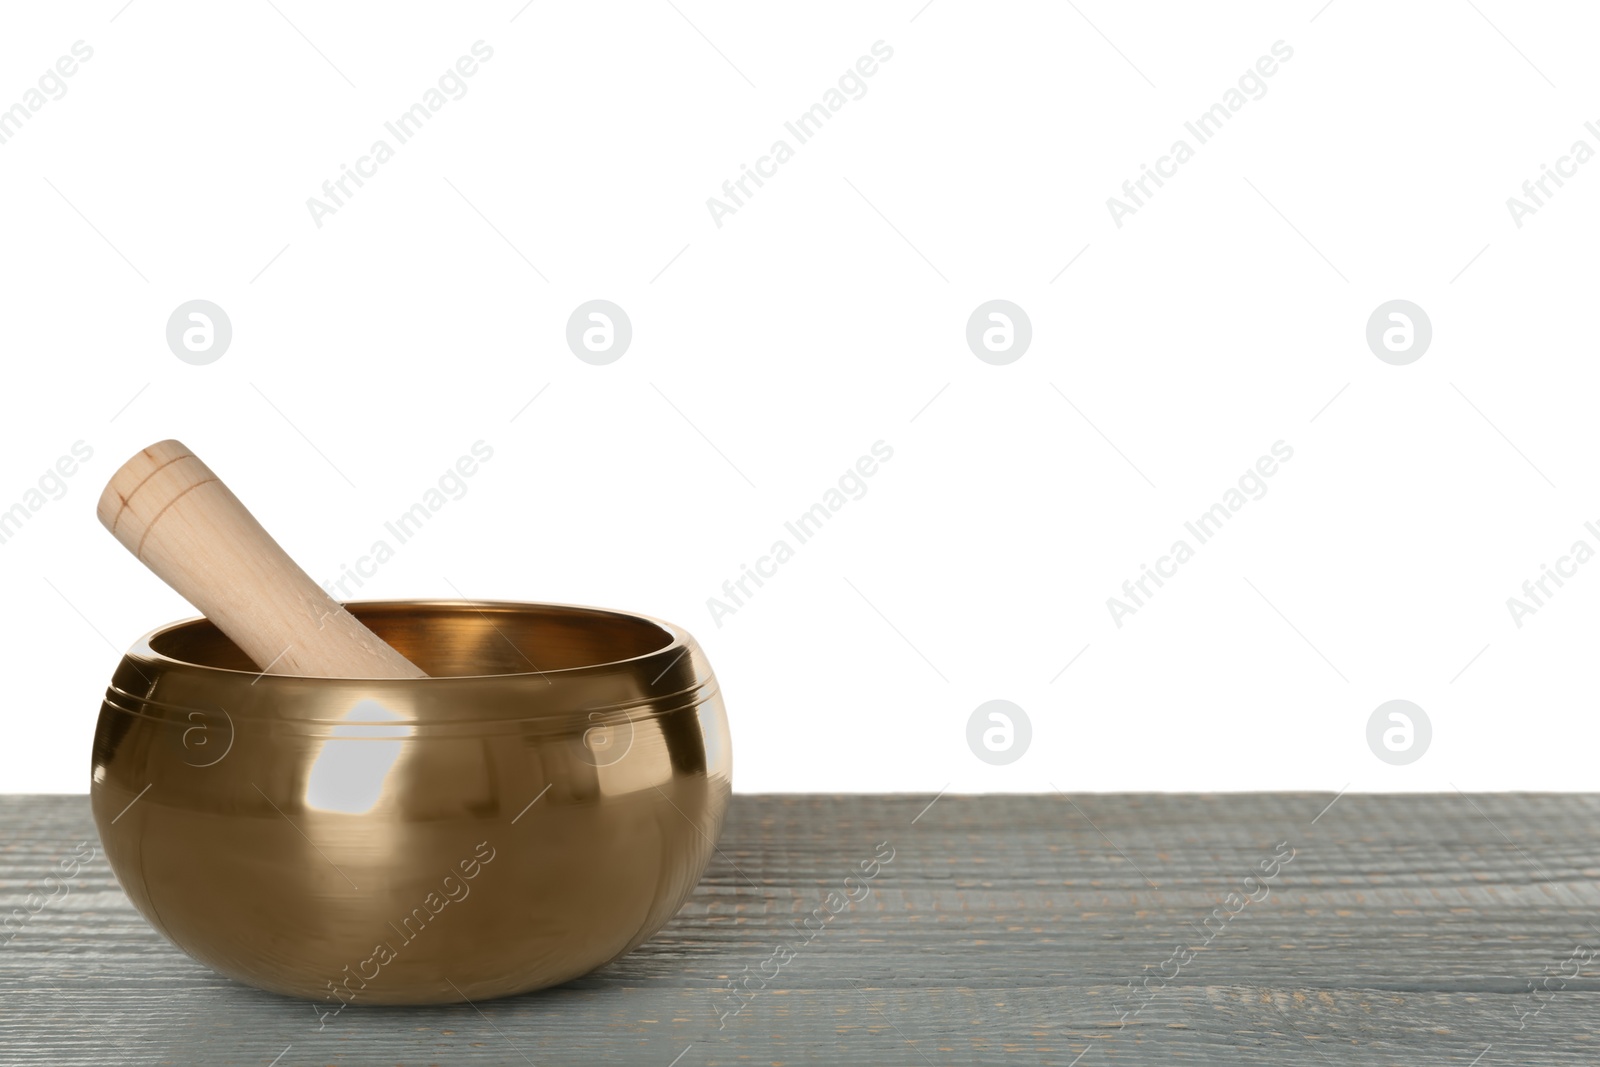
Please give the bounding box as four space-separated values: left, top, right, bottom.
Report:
2 793 1597 1066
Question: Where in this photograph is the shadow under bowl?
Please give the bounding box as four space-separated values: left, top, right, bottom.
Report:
90 600 732 1006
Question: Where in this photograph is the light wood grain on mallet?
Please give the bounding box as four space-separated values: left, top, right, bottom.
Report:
97 440 426 679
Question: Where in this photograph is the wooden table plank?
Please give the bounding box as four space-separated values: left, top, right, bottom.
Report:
2 793 1597 1065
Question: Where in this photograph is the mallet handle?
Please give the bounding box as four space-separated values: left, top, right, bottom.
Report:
97 440 426 679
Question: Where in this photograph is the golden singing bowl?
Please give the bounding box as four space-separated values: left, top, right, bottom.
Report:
90 600 732 1006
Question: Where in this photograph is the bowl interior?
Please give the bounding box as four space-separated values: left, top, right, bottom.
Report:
145 600 677 678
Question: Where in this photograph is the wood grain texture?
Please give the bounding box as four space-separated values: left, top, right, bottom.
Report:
2 793 1598 1065
97 440 424 679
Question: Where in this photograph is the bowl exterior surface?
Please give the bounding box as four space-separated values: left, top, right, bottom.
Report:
90 601 731 1005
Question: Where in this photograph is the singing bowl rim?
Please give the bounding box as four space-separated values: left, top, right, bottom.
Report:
107 599 715 725
126 598 692 681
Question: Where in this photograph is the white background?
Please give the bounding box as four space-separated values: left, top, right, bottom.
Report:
2 0 1597 795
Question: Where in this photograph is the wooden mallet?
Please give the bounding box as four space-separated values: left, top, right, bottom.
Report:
97 440 425 679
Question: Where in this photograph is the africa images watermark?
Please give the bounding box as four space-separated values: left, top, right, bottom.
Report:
1505 120 1600 229
0 41 94 148
711 841 895 1029
0 441 94 549
1106 40 1294 229
1 841 96 946
1106 441 1294 628
706 441 894 627
318 440 495 599
1515 941 1599 1031
306 41 495 228
706 40 895 228
1502 519 1600 629
1111 840 1295 1027
314 839 497 1029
